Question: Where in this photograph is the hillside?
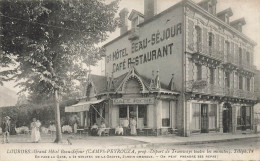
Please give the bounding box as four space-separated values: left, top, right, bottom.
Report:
0 86 18 107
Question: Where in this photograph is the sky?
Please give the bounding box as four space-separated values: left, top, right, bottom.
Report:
2 0 260 93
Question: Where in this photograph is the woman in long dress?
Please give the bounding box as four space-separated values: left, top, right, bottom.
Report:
31 118 41 143
130 117 137 135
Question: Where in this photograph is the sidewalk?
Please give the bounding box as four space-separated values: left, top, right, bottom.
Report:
2 132 260 148
123 132 260 148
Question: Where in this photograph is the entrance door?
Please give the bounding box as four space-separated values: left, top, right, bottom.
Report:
201 104 209 133
223 103 232 133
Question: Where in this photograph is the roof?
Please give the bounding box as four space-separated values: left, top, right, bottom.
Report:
198 0 217 5
88 68 179 96
230 18 246 26
217 8 233 17
88 74 107 94
128 9 144 21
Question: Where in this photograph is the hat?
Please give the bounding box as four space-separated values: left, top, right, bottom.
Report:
5 116 10 120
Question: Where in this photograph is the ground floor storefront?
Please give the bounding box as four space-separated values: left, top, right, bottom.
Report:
186 100 255 136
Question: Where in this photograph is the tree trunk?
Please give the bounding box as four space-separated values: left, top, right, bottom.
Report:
54 89 62 143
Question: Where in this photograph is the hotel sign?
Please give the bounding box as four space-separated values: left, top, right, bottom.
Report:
113 98 155 105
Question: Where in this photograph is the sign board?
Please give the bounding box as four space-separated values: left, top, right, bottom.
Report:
112 98 155 105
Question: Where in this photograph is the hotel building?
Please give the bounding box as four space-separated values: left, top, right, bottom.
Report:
65 0 257 136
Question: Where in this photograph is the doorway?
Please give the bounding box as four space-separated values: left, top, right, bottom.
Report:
201 104 209 133
223 103 232 133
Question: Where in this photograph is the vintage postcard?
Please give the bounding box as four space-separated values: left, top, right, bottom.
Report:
0 0 260 160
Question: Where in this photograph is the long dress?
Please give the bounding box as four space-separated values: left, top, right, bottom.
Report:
31 121 41 142
130 119 137 135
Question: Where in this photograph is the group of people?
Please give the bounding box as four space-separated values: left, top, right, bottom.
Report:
91 121 106 136
1 116 41 143
115 117 137 136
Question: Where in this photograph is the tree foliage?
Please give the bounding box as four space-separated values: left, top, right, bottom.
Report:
0 0 119 142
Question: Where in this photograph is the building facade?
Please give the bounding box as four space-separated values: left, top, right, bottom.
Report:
66 0 257 136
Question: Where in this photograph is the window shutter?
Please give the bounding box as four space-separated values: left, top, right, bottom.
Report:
203 27 208 54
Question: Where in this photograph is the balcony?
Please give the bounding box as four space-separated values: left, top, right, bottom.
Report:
186 80 256 100
186 79 223 96
238 62 254 73
128 27 139 40
192 42 224 60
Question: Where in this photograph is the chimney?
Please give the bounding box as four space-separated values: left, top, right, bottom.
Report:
119 8 129 35
144 0 157 21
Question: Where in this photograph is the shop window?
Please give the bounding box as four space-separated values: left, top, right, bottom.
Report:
237 106 251 129
208 104 217 129
237 107 241 126
138 105 147 127
209 68 215 84
162 101 170 127
196 64 202 80
192 103 200 130
239 76 243 90
119 106 127 118
246 107 251 126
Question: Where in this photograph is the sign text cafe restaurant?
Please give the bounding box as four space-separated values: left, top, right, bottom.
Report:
65 68 180 135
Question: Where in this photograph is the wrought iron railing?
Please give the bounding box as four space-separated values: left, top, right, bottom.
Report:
190 42 224 61
186 80 255 100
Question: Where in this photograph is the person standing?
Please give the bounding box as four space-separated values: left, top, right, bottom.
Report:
122 117 129 135
130 117 137 135
2 116 11 143
31 118 41 143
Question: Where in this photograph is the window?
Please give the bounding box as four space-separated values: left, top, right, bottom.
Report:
192 103 200 130
239 76 243 90
247 78 250 91
209 33 214 54
131 17 138 28
225 72 230 88
225 41 230 56
239 48 242 65
138 105 147 127
246 52 250 65
119 106 127 118
225 14 229 24
209 68 215 84
195 26 202 51
208 104 217 129
162 101 170 127
196 64 202 80
208 4 213 14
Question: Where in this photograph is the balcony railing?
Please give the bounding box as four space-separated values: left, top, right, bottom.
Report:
186 79 255 100
224 54 238 66
192 42 224 61
186 79 223 96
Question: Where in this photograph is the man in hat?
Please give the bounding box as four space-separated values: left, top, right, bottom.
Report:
2 116 11 143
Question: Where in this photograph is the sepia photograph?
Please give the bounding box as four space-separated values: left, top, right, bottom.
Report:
0 0 260 160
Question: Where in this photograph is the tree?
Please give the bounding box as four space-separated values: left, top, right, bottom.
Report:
0 0 119 143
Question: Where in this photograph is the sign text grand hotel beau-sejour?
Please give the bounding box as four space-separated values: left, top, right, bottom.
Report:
106 22 182 73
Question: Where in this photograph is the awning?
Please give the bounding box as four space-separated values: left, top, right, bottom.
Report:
65 99 105 113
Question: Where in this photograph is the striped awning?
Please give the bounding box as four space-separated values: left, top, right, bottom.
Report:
65 99 105 113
